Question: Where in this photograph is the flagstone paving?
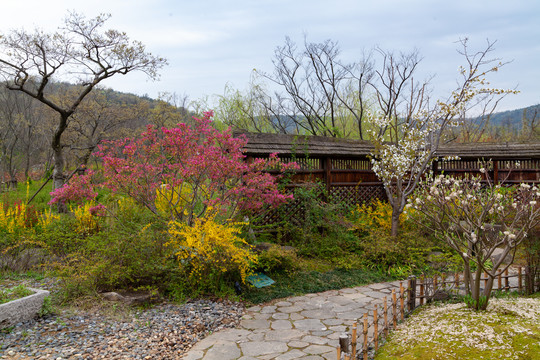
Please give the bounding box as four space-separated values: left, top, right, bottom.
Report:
182 280 403 360
183 272 521 360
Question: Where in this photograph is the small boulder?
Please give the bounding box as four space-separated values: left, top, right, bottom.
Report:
101 292 125 302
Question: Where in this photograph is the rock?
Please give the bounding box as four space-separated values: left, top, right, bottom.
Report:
491 248 513 265
101 292 125 302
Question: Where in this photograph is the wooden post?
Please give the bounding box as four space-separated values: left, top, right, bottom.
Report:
455 272 460 288
339 333 349 358
363 313 369 360
432 159 439 178
324 156 332 196
337 346 341 360
504 269 509 291
433 276 438 294
441 273 446 290
484 271 488 289
374 305 379 351
399 282 405 321
419 275 425 306
383 296 389 337
493 160 499 185
351 323 357 357
392 289 397 328
525 266 531 295
407 275 416 311
498 271 502 290
518 266 523 293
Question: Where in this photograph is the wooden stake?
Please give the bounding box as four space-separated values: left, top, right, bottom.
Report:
498 271 502 290
407 275 416 311
339 333 350 358
374 305 379 351
455 272 460 288
504 269 509 291
363 313 368 360
383 296 388 337
441 273 446 290
337 346 341 360
392 289 397 328
518 266 523 293
399 282 405 321
419 275 425 306
484 271 488 288
351 323 357 357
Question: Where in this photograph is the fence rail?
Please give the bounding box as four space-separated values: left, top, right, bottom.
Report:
336 267 531 360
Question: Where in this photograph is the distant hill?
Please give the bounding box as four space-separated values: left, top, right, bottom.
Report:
486 104 540 128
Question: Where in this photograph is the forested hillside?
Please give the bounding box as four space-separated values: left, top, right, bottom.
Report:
0 82 192 182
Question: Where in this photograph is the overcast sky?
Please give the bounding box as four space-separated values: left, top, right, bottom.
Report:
0 0 538 112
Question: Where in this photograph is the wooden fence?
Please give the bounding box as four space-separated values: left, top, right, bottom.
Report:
240 133 540 200
238 132 540 225
335 267 531 360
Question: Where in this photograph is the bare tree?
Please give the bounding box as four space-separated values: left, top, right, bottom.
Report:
258 37 369 138
0 86 49 182
65 88 151 166
0 12 166 205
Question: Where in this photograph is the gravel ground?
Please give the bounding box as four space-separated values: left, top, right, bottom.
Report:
0 277 245 360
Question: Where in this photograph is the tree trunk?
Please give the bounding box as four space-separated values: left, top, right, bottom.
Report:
52 113 69 212
391 206 400 237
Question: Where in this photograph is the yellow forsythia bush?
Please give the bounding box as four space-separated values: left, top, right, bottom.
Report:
349 199 414 234
167 212 257 290
71 201 102 234
0 201 58 233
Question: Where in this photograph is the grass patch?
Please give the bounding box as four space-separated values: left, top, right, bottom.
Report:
242 267 392 304
0 270 46 283
0 284 34 304
375 297 540 360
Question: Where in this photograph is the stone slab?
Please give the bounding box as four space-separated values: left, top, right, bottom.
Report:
0 288 49 329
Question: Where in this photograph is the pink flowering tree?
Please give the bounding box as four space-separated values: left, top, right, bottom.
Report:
49 171 98 206
408 172 540 310
94 111 296 225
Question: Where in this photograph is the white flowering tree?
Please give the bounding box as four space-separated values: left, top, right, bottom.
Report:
364 39 516 236
409 173 540 310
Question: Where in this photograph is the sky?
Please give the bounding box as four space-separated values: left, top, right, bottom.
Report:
0 0 538 112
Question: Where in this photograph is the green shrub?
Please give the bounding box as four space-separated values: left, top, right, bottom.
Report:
257 183 360 262
255 244 299 274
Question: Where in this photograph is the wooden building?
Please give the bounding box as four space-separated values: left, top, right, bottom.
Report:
237 131 540 207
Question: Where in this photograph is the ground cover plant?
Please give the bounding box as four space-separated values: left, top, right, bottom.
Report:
0 284 33 304
375 294 540 360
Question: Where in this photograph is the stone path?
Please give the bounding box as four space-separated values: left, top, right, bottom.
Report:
182 280 403 360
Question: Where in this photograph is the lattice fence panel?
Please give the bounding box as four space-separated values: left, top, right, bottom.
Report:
330 185 386 207
254 198 307 227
